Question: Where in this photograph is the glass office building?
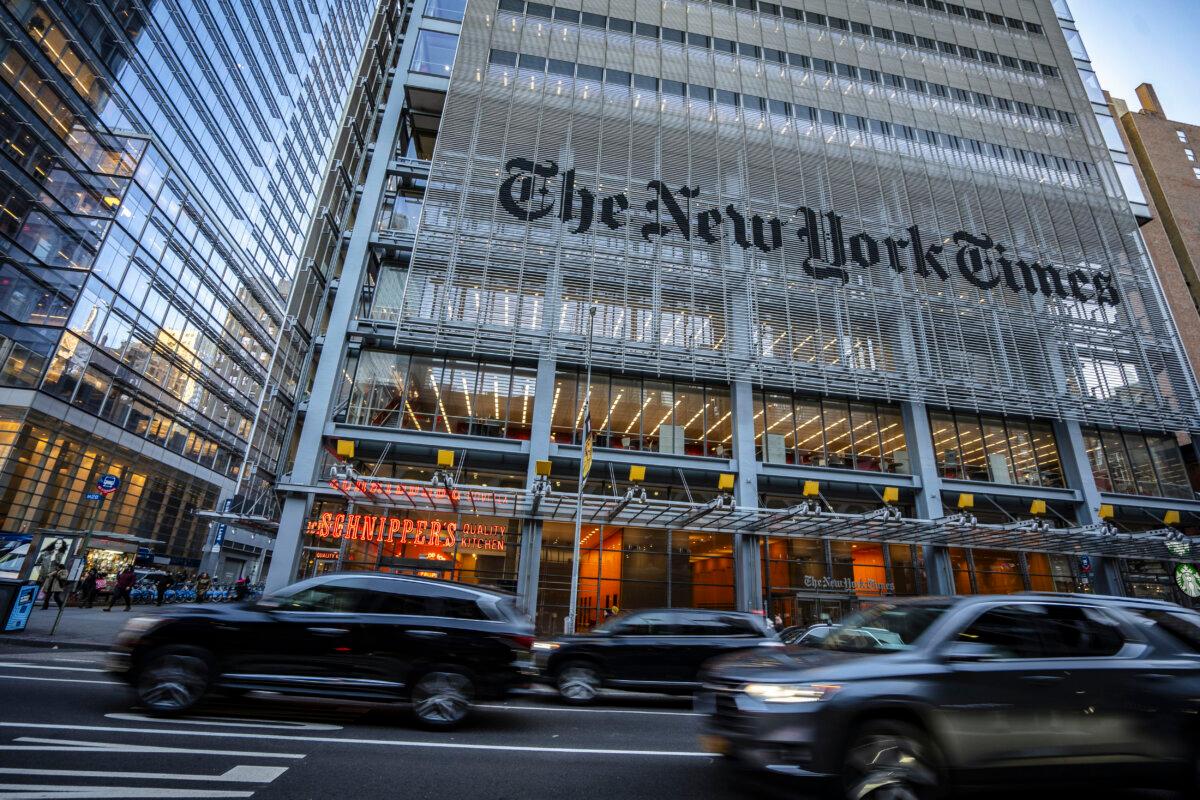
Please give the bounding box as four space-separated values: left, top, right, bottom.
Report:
0 0 376 574
271 0 1200 626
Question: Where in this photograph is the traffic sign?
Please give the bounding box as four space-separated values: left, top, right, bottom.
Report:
84 492 102 501
97 474 121 495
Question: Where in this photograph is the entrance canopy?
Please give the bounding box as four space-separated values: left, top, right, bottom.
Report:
320 476 1189 560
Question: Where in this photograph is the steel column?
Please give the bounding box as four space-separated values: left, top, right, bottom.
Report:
901 401 955 595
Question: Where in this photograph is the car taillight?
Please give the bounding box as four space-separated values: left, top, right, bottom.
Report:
507 634 535 650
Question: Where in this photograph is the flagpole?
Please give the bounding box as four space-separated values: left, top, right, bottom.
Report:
565 305 597 633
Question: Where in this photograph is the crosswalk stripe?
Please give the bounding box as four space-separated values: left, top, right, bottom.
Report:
2 738 304 759
0 766 286 784
0 785 254 798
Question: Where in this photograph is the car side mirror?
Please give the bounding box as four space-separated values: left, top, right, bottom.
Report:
942 640 999 662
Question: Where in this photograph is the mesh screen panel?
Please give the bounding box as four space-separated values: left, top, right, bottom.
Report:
399 0 1200 432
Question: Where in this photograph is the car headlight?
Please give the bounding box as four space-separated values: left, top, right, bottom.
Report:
532 641 560 651
743 682 842 703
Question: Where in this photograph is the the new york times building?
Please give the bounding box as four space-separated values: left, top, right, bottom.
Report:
273 0 1200 627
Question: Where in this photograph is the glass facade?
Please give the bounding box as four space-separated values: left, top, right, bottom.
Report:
930 409 1064 487
1082 427 1193 499
551 369 732 457
0 0 377 562
755 391 908 473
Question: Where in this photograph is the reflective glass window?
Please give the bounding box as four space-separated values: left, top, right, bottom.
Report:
821 401 852 468
410 30 459 76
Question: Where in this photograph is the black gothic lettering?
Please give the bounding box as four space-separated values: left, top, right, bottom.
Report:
498 157 559 221
1093 270 1121 306
994 244 1023 294
559 169 595 235
883 236 908 273
601 193 629 230
492 156 1123 306
752 216 783 253
1018 259 1069 299
696 208 722 244
952 231 1000 289
1067 269 1093 302
850 232 880 269
725 205 752 250
643 181 696 243
907 225 948 280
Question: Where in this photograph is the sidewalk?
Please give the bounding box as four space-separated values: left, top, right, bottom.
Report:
0 602 179 650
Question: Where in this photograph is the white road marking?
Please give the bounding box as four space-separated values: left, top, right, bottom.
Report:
480 703 700 717
0 722 709 758
0 766 286 784
0 662 107 673
2 737 305 759
0 784 253 798
106 714 342 731
0 675 117 686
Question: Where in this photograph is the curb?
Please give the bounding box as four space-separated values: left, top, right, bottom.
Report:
0 636 110 651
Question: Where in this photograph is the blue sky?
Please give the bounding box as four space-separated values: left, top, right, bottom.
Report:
1075 0 1200 121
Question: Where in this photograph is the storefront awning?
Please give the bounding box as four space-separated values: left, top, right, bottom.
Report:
324 477 1188 560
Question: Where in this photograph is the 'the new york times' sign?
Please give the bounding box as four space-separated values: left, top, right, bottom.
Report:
498 156 1121 306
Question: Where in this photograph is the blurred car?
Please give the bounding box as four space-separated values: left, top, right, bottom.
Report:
780 623 841 647
534 608 779 703
108 572 534 728
696 594 1200 798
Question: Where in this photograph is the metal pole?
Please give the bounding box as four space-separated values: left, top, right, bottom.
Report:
49 496 103 637
565 305 597 633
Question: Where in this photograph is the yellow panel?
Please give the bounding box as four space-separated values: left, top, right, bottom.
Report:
1164 510 1181 526
881 486 899 504
335 440 355 459
629 465 646 482
1098 504 1114 520
437 449 455 467
717 473 735 491
957 493 974 509
1029 499 1047 516
534 459 552 476
802 480 820 497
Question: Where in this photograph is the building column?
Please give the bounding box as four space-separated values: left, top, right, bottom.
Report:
264 10 418 592
731 380 763 612
516 354 557 615
1053 419 1124 596
901 401 955 595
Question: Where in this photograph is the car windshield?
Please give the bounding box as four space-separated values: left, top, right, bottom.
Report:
821 602 951 653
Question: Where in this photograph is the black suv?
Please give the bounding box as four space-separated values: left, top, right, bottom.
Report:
534 608 779 703
698 594 1200 798
108 572 534 728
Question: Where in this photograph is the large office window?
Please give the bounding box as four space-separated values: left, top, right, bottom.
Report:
754 392 908 473
537 524 734 632
410 30 459 76
1082 427 1192 499
552 369 731 457
346 351 537 440
425 0 466 21
929 410 1063 487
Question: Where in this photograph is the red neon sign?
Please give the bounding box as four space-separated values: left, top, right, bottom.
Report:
305 514 507 551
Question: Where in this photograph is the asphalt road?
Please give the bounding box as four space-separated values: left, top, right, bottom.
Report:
0 645 1184 800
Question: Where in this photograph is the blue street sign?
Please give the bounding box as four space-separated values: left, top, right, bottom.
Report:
97 474 121 495
84 492 102 501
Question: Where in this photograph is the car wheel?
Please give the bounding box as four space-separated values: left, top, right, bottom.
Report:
411 670 474 729
556 662 601 704
842 720 943 800
136 647 211 714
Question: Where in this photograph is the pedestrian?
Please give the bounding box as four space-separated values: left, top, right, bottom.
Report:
233 576 248 601
773 613 784 632
104 565 136 611
195 572 211 602
78 568 99 608
39 562 68 610
152 571 174 606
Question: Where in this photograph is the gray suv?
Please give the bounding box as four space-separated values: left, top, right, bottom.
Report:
696 594 1200 798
